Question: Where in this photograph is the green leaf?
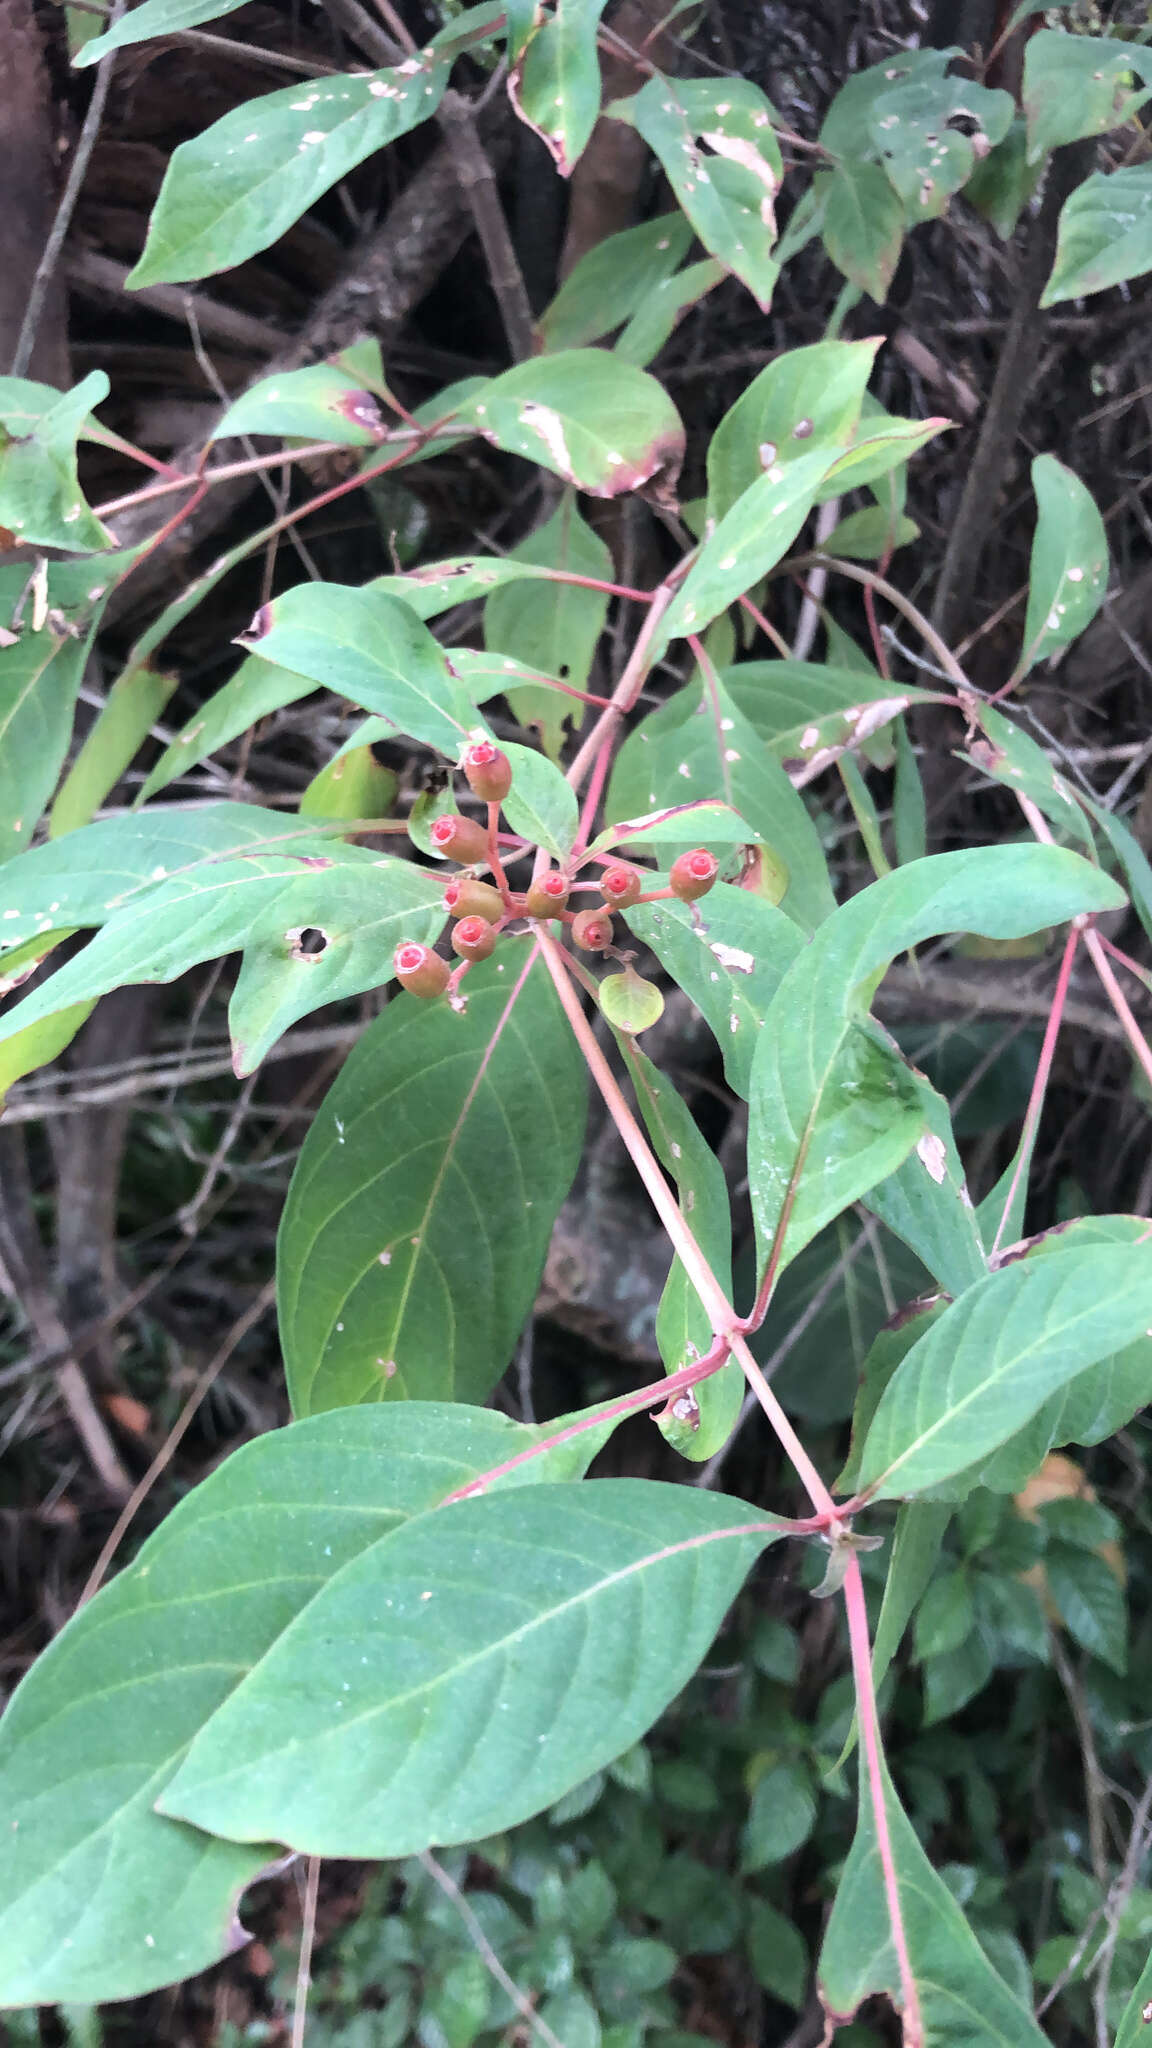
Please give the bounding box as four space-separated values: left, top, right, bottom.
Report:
966 700 1097 855
237 583 483 756
129 55 449 285
484 497 610 756
535 215 694 352
278 949 587 1413
965 116 1042 238
820 48 950 158
706 338 880 526
609 77 782 309
0 799 317 951
922 1632 994 1725
50 663 179 835
869 1503 953 1694
1023 30 1152 160
138 654 316 801
822 506 919 559
75 0 247 63
1018 455 1108 676
0 843 445 1070
156 1482 789 1854
750 1219 931 1429
748 846 1125 1283
500 742 579 860
299 739 398 823
722 659 939 772
821 162 904 300
1114 1947 1152 2045
819 1756 1049 2045
741 1759 816 1870
0 373 113 551
590 798 759 857
625 1045 743 1460
746 1899 808 2010
0 621 92 856
510 0 609 173
863 1065 988 1296
624 884 803 1095
660 449 840 646
1041 162 1152 307
866 68 1013 222
599 972 664 1035
856 1243 1152 1500
460 352 684 497
913 1569 974 1662
818 413 950 497
606 673 836 930
613 257 725 366
374 555 560 618
1045 1543 1127 1673
212 363 389 445
0 1403 571 2005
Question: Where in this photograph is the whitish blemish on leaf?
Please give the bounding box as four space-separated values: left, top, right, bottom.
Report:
518 402 572 477
917 1132 947 1183
711 941 755 973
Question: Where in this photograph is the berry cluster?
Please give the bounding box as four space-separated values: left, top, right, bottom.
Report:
392 741 720 1013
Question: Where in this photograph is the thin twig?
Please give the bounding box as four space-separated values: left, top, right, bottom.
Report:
10 1 124 376
291 1856 322 2048
419 1853 568 2048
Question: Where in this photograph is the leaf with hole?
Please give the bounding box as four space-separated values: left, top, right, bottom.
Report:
156 1481 790 1855
865 68 1013 223
1018 455 1108 677
460 351 684 498
1022 29 1152 160
608 77 783 310
278 949 587 1413
129 55 450 285
236 582 485 756
0 1403 595 2006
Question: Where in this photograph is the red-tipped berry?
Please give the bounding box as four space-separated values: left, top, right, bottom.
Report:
599 862 643 909
670 848 719 902
451 915 496 962
443 876 504 923
462 740 513 804
394 941 450 998
430 812 489 863
571 907 615 952
525 870 571 918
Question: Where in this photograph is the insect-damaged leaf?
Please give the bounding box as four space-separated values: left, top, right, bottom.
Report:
458 351 684 498
278 949 587 1413
509 0 609 174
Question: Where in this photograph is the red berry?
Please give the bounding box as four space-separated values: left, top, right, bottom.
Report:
451 915 496 962
599 862 643 909
430 813 489 863
571 907 615 952
393 942 450 998
443 876 504 923
462 741 513 803
525 870 571 918
670 848 719 902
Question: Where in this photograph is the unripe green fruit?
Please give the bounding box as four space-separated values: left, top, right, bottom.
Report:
572 907 615 952
451 915 496 962
599 862 643 909
526 871 570 918
462 741 513 803
444 876 504 923
670 848 719 901
430 813 489 863
393 942 450 998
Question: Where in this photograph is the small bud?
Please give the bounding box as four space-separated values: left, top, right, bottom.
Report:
670 848 719 902
462 740 513 804
525 870 570 918
599 862 643 909
571 907 615 952
393 942 450 998
430 813 489 863
451 915 496 962
443 876 504 923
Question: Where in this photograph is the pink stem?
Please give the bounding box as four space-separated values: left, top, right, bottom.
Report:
842 1551 924 2045
990 923 1079 1257
574 736 615 855
1084 925 1152 1094
863 582 891 682
1098 932 1152 989
739 593 793 659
